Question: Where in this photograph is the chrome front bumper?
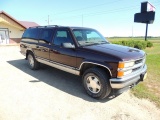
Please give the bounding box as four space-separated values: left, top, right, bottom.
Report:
110 64 147 89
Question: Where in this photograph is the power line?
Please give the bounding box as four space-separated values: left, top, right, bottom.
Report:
84 6 138 17
39 0 160 23
49 1 160 27
53 0 124 15
52 1 160 21
84 1 159 17
53 5 138 20
53 0 159 17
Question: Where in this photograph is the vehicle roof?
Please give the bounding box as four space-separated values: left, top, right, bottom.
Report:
29 25 94 30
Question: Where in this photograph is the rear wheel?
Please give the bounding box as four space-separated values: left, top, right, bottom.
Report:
27 52 40 70
82 67 111 99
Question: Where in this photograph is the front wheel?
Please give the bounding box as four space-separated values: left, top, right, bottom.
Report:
82 68 111 99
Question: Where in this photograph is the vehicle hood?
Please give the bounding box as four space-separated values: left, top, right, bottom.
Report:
82 43 145 61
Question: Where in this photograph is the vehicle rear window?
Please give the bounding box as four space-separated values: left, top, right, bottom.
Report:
22 28 39 39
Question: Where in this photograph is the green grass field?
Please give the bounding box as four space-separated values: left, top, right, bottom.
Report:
107 37 160 42
108 37 160 108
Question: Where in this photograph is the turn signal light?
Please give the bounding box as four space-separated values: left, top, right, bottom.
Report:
117 71 124 78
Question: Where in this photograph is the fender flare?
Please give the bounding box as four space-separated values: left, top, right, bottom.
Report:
78 61 112 77
25 48 36 59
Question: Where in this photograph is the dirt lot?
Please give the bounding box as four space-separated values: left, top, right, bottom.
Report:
0 46 160 120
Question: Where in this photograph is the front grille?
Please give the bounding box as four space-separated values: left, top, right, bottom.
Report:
133 67 141 72
135 59 143 64
132 56 146 73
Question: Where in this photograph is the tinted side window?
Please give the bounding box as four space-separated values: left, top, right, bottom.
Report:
39 29 54 43
53 30 73 46
22 28 39 39
56 31 67 37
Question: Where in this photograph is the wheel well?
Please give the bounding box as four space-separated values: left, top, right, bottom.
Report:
26 50 33 60
80 63 111 78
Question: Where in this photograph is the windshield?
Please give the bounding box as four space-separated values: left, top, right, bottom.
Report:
72 29 109 46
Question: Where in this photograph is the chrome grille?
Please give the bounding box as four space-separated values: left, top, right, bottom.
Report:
132 67 141 72
132 56 146 73
135 59 143 64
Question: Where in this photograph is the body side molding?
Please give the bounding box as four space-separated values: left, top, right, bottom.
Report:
37 58 80 75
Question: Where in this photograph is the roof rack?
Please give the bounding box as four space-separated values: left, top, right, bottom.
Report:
29 25 60 28
45 25 60 27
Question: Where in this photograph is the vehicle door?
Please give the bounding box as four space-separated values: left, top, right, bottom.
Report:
49 28 76 68
36 28 55 61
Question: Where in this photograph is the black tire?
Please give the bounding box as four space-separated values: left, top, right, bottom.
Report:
27 52 40 70
82 67 111 99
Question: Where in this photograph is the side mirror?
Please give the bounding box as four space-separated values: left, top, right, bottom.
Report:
62 43 75 48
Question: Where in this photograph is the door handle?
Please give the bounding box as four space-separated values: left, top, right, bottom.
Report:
50 49 57 52
50 49 59 54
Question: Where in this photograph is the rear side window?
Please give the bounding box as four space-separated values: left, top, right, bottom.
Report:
39 29 54 43
56 31 67 37
22 28 39 39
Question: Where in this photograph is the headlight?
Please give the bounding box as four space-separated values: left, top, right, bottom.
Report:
118 61 134 68
117 61 135 78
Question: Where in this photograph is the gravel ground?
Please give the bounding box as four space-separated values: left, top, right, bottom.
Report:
0 46 160 120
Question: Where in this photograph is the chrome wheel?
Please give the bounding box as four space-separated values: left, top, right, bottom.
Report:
28 54 34 68
86 75 101 94
83 68 111 99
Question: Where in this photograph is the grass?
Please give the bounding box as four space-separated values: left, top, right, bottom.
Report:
132 42 160 108
107 37 160 42
108 37 160 108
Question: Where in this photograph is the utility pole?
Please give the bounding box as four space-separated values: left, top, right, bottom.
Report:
46 15 51 25
48 15 50 25
82 15 83 27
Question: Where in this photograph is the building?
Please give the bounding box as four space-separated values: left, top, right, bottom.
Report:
0 11 39 44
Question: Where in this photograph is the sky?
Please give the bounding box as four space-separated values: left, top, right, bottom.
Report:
0 0 160 37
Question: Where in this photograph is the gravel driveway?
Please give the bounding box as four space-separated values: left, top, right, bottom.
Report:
0 46 160 120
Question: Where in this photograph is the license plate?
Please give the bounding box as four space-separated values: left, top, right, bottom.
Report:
143 73 147 80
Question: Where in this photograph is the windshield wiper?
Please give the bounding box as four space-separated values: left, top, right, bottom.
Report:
97 41 109 44
80 41 109 46
84 42 100 46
